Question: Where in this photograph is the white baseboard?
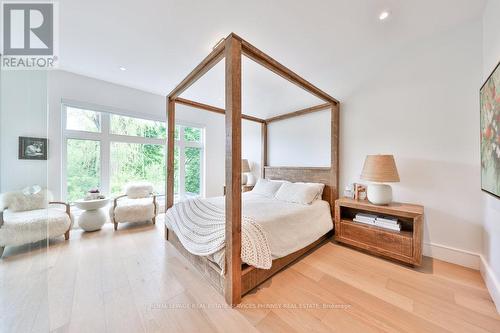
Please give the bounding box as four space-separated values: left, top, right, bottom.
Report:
423 242 481 269
480 255 500 314
423 242 500 314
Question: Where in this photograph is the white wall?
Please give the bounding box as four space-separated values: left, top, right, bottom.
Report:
242 120 263 183
481 0 500 312
0 71 48 192
343 20 484 267
268 109 330 167
46 70 261 199
268 19 484 268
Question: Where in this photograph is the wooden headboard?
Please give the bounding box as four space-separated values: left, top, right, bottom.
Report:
263 166 337 213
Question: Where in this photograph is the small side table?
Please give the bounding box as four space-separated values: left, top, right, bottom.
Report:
74 198 110 232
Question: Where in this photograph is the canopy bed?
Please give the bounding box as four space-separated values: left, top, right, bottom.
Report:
165 33 340 305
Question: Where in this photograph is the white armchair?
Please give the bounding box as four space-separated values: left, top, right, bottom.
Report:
0 188 72 258
110 182 159 230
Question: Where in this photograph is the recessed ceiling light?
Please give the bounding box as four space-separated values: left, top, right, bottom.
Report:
119 66 127 71
379 11 390 20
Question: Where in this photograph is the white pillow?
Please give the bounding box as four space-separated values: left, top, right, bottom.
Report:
275 182 324 205
125 182 153 199
2 189 50 212
296 182 325 200
252 178 283 197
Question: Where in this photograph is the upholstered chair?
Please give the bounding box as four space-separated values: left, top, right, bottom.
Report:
0 188 72 258
109 182 159 230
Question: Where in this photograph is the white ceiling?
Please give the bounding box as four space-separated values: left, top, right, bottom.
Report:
59 0 485 118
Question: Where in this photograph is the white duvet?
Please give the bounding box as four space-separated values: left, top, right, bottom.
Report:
202 192 332 270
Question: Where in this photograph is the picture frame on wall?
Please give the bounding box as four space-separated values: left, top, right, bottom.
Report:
480 60 500 199
18 137 48 160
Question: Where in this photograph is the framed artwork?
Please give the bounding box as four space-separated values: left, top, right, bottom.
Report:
18 137 48 160
480 60 500 199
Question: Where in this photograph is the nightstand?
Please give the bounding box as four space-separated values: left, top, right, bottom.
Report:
334 198 423 266
223 185 254 195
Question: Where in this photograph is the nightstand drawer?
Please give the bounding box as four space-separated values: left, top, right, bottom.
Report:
341 221 413 257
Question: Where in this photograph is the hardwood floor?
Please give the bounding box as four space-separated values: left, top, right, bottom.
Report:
1 217 499 333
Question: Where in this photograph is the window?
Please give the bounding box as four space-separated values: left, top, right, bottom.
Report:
174 125 204 201
110 114 166 138
110 142 165 196
66 139 100 202
63 103 204 203
66 107 101 132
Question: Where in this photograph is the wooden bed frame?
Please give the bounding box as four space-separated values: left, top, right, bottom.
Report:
166 33 339 305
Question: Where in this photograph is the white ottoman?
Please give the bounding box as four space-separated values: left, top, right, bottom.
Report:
74 198 110 232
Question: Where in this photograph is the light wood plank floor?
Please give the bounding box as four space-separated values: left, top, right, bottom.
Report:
1 217 499 333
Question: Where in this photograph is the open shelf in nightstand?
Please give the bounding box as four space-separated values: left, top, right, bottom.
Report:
340 219 413 238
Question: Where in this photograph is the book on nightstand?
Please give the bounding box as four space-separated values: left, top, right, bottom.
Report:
353 213 377 225
353 212 401 231
375 220 401 231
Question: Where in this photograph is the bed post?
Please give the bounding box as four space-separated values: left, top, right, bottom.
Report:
261 122 267 178
331 103 340 206
224 34 243 305
167 97 176 210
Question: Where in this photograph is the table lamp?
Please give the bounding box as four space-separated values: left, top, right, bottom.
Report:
360 155 400 205
241 159 251 185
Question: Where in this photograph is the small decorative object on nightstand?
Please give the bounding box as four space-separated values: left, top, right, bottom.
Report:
354 183 367 200
335 197 423 266
344 184 355 199
361 154 400 205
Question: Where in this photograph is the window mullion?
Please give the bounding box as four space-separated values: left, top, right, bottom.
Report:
179 126 186 199
101 113 111 196
108 133 163 145
184 141 203 148
61 137 68 200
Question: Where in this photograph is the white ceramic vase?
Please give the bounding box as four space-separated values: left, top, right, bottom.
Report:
366 183 392 205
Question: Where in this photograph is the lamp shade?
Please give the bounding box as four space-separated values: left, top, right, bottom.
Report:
361 155 400 183
241 159 251 173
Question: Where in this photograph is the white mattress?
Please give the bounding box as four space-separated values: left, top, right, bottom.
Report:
205 192 333 266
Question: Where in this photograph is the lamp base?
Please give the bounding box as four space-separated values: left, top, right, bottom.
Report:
367 183 392 205
246 173 256 186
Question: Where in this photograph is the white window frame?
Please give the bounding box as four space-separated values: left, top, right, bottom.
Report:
61 100 206 202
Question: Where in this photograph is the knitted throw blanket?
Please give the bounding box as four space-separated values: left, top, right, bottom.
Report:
165 198 272 270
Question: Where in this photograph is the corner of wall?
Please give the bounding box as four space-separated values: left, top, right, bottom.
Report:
481 254 500 313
